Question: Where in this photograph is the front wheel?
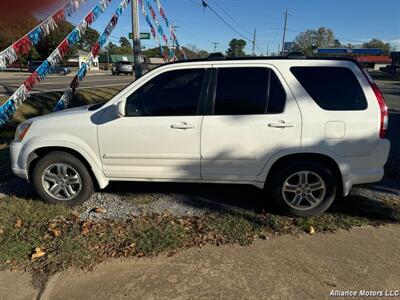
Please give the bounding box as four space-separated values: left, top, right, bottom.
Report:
268 161 337 217
32 151 94 206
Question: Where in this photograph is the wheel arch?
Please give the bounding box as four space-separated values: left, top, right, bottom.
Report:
263 153 344 197
27 146 108 190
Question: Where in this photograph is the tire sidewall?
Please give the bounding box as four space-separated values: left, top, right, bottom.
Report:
33 152 93 206
269 161 337 217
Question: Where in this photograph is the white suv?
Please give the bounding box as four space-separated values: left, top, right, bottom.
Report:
10 57 390 217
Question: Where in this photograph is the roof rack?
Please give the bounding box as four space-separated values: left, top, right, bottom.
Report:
164 56 360 66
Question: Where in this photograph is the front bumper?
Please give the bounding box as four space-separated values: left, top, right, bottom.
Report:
10 141 29 180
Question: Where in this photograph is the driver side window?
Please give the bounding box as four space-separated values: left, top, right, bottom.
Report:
126 68 206 116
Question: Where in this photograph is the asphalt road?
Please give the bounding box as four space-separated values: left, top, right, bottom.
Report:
0 72 135 97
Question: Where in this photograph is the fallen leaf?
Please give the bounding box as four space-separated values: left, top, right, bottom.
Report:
0 228 4 235
90 207 106 214
81 222 91 236
48 223 58 229
309 226 316 235
31 247 46 260
15 219 22 228
50 228 62 237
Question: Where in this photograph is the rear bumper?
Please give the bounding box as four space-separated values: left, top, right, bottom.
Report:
339 139 391 195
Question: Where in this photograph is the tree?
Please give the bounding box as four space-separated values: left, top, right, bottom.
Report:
226 39 247 57
293 27 338 56
362 39 391 54
35 20 76 61
119 37 131 48
0 14 39 69
184 44 209 59
78 27 100 52
0 14 38 51
106 42 118 52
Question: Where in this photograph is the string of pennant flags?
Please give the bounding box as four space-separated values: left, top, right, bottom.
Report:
54 0 131 111
0 0 187 124
0 0 112 125
153 0 186 60
0 0 90 70
138 0 168 61
144 0 175 61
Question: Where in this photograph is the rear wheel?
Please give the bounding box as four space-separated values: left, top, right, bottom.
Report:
268 161 337 217
32 151 94 206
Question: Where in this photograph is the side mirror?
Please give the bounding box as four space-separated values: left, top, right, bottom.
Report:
116 101 125 118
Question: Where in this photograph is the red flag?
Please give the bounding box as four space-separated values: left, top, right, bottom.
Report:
92 42 100 58
160 7 166 18
111 15 118 27
53 8 65 23
150 7 156 19
24 72 39 91
85 12 95 25
13 36 32 56
58 39 70 57
70 76 80 93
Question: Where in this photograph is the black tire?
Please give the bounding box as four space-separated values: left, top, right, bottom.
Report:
32 151 94 206
268 161 337 217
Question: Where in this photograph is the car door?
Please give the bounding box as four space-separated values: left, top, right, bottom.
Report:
98 66 209 180
201 63 302 181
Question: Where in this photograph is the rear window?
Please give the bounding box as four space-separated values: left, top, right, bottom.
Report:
290 66 367 111
214 67 286 115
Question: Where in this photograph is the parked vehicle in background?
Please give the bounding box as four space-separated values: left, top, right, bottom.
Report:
11 57 390 217
28 61 71 75
112 61 134 76
379 65 398 74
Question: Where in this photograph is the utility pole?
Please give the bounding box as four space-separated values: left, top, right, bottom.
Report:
281 9 289 55
252 28 257 56
132 0 142 78
212 42 219 52
266 42 269 56
170 22 180 57
106 49 110 71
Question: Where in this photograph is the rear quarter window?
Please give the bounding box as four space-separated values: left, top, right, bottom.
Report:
290 66 368 111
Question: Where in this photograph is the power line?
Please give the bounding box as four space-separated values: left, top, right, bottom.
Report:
192 0 266 55
210 0 253 36
199 0 253 43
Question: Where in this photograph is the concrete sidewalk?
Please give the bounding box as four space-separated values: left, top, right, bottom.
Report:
1 225 400 300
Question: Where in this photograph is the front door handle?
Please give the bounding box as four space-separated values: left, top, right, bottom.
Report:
171 122 196 130
268 121 296 128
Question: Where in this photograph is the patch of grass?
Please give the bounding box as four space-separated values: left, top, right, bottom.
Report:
207 214 256 246
0 197 71 264
133 219 187 255
0 185 399 278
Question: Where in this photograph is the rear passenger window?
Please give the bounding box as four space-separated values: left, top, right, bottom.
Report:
291 67 367 110
214 68 286 115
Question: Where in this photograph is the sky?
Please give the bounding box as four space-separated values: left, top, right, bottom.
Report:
43 0 400 55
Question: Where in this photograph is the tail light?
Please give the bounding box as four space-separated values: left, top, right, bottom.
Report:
360 67 388 138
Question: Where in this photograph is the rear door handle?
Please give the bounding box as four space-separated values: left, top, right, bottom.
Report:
171 122 196 129
268 121 296 128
